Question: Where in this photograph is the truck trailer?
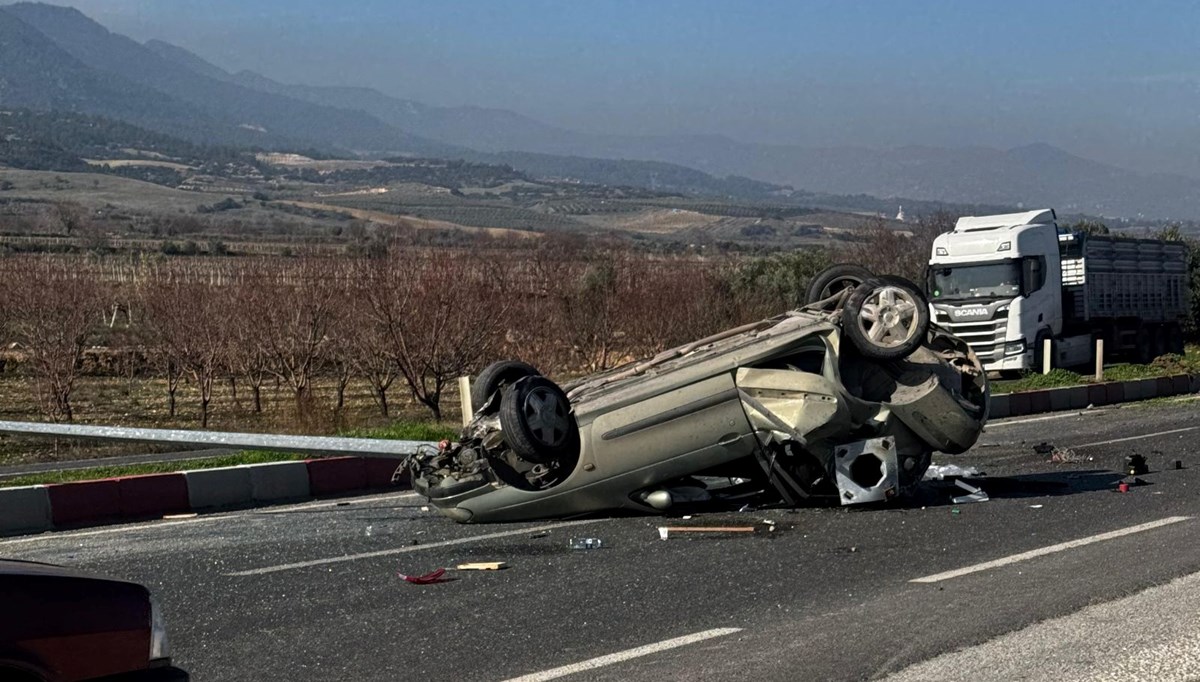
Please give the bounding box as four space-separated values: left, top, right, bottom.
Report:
927 209 1189 375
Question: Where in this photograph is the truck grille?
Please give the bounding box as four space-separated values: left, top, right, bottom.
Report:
934 308 1009 364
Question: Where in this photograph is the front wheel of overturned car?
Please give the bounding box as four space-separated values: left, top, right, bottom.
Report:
843 277 930 360
499 376 579 464
471 360 541 415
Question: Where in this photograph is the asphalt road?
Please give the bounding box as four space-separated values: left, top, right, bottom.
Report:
4 397 1200 681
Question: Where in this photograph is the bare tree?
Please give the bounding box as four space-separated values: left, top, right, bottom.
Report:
6 260 108 421
139 282 228 427
255 258 338 417
361 251 509 420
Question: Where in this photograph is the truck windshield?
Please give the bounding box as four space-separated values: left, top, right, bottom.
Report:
929 261 1021 301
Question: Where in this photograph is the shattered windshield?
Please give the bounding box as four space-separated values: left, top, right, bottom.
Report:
929 261 1021 301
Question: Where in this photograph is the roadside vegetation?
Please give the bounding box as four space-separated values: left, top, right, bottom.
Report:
992 345 1200 394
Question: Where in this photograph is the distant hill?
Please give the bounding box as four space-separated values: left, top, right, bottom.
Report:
197 59 1200 218
8 3 1199 219
1 2 456 156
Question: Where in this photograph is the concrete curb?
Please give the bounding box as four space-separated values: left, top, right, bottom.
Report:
0 485 53 534
3 456 407 535
991 372 1199 419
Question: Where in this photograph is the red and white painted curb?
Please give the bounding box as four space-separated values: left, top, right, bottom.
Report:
0 456 407 535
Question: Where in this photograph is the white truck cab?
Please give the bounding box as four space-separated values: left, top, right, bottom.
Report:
928 209 1060 373
927 208 1188 374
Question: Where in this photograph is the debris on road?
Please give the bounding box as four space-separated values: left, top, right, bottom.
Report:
1029 504 1044 509
528 532 549 539
455 562 507 571
1050 447 1091 463
1126 454 1149 476
657 526 757 540
1175 460 1184 470
951 479 989 504
1118 482 1130 493
399 568 451 585
163 513 198 520
568 537 604 550
924 463 982 480
1033 442 1055 456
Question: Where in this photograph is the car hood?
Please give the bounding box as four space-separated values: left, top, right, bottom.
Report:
0 558 136 585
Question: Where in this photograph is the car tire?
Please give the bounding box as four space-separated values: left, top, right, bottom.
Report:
499 376 579 464
842 276 930 360
471 360 541 415
805 264 874 307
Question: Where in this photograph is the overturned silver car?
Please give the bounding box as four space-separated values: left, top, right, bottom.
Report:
409 266 989 523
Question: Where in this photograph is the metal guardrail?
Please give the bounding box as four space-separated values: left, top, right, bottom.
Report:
0 421 435 459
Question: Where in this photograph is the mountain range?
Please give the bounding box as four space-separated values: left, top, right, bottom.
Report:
2 2 1199 219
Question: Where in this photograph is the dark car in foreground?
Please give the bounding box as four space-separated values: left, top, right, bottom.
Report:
0 559 187 682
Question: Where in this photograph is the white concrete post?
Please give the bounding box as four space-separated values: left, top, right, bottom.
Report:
1042 338 1053 375
1095 338 1104 382
459 376 473 427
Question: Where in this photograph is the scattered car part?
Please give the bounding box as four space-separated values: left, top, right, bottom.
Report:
951 479 990 504
399 568 450 584
1126 454 1149 476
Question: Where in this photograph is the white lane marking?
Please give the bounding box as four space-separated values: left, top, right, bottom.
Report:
500 628 743 682
0 516 227 545
911 516 1191 584
256 491 419 512
987 410 1106 428
1073 426 1200 449
226 518 606 576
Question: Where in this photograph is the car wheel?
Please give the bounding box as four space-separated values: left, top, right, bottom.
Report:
499 376 579 463
843 276 930 360
471 360 541 415
805 264 874 307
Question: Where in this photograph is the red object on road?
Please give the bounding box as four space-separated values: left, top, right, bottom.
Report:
1118 482 1130 493
399 568 449 584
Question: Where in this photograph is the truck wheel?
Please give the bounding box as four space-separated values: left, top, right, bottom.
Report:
471 361 541 415
499 376 579 464
842 277 930 360
805 264 874 307
1169 324 1187 355
1134 326 1155 365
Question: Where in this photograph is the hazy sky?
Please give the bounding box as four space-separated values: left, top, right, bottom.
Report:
47 0 1200 177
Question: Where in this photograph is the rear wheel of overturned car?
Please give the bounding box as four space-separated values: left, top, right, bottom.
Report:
471 360 541 415
805 264 874 307
843 277 930 360
499 376 579 464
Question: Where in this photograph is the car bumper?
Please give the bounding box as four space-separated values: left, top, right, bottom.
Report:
87 664 189 682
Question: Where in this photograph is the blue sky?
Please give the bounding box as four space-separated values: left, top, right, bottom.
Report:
51 0 1200 176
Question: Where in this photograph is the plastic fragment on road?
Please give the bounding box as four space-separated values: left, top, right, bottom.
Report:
455 562 507 571
569 537 604 550
1029 504 1044 509
1118 482 1130 493
924 463 982 480
658 526 757 540
398 568 450 584
1126 454 1149 476
951 479 989 504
